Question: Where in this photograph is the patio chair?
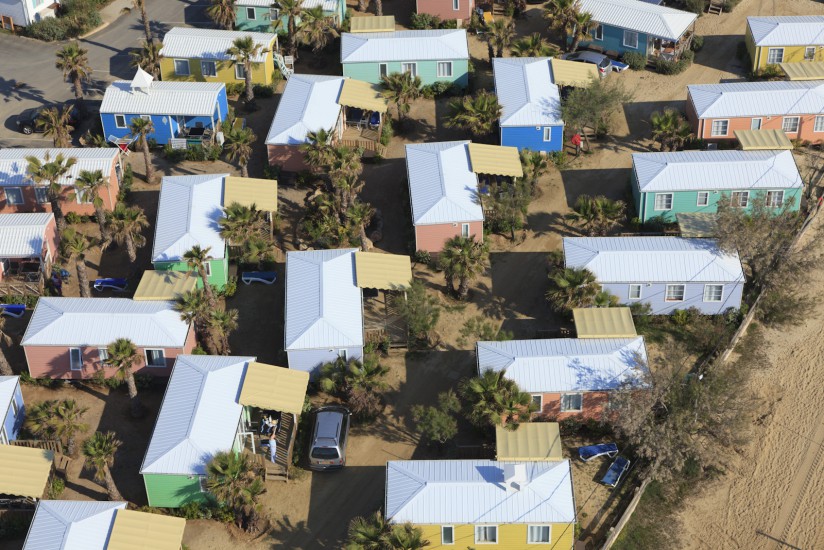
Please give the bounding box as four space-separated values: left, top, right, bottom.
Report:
578 443 619 462
346 108 365 128
600 456 630 488
368 112 380 130
0 304 25 318
241 271 277 285
93 278 128 292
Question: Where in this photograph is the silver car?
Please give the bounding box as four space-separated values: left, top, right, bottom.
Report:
308 406 351 471
560 51 613 77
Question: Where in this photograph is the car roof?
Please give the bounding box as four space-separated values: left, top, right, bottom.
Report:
315 409 344 440
572 51 604 61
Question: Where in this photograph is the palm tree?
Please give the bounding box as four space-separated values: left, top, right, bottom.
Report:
346 512 389 549
107 338 143 417
459 369 523 427
55 42 92 109
106 203 149 264
52 399 89 457
175 288 217 354
219 202 266 245
380 72 423 125
183 245 216 305
386 523 430 549
36 106 74 148
568 10 596 53
61 228 94 298
298 6 339 53
497 390 537 430
75 170 111 243
300 128 336 170
133 0 153 43
347 200 375 251
445 90 502 141
544 0 580 49
129 117 155 183
318 356 389 396
0 317 14 376
594 289 619 307
129 39 164 79
650 108 693 152
438 235 490 299
223 126 256 177
546 267 600 312
566 194 625 235
208 0 237 29
82 431 124 501
210 308 239 355
511 33 556 57
489 18 515 58
227 36 269 104
206 451 265 532
520 148 549 191
276 0 305 58
23 400 59 440
26 153 77 233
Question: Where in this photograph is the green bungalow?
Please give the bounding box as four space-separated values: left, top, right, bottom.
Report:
235 0 346 34
140 355 309 507
632 150 803 223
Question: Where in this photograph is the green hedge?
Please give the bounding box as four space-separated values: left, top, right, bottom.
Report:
622 51 648 70
25 0 106 41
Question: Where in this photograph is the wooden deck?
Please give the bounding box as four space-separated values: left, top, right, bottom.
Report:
363 290 407 348
248 412 296 482
341 127 385 156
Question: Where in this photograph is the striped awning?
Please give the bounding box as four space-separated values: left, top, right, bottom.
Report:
734 129 793 150
467 143 524 178
354 252 412 290
224 176 278 212
573 307 636 338
550 58 600 87
107 509 186 550
0 445 53 498
338 79 389 113
133 271 197 301
239 361 309 414
496 423 563 461
779 62 824 81
350 15 396 33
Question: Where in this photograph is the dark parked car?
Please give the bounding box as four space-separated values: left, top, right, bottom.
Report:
560 51 613 77
308 405 351 471
15 101 80 135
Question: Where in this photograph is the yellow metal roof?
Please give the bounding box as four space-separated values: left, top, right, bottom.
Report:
239 361 309 414
0 445 53 498
734 129 794 150
467 143 524 178
107 509 186 550
338 79 389 113
223 176 278 212
572 307 636 338
354 252 412 290
133 271 197 301
676 212 718 238
495 423 563 461
349 15 396 33
779 62 824 81
550 58 600 87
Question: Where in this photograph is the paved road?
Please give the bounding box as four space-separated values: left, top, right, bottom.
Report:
0 0 212 147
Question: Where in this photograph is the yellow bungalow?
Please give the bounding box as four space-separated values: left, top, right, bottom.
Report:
385 459 576 549
159 27 279 86
745 16 824 72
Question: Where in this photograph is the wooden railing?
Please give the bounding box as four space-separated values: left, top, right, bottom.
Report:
10 439 62 453
339 139 386 157
0 273 43 297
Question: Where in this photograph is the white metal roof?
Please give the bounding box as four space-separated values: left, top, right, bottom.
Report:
405 142 483 225
160 27 276 63
152 174 227 262
385 459 575 524
0 148 117 188
688 81 824 118
747 16 824 46
100 80 224 117
0 213 53 258
237 0 337 8
284 249 364 351
264 74 345 145
235 0 272 5
23 500 126 550
579 0 696 41
0 376 20 426
340 29 469 63
476 337 646 393
21 298 190 348
141 355 254 475
632 150 802 192
563 237 745 283
493 57 563 127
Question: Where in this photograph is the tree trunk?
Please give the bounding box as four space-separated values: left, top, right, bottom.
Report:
141 138 154 183
359 224 373 251
75 258 91 298
244 61 254 103
199 267 215 305
141 7 152 43
240 162 249 178
49 192 66 233
444 273 455 295
457 276 470 299
94 203 110 244
488 42 495 62
125 236 137 264
375 0 383 15
288 19 298 58
66 435 76 457
0 350 12 376
103 465 124 501
570 37 581 53
358 0 366 11
125 371 142 418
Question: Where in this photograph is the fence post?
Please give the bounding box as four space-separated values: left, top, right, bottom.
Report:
599 477 652 550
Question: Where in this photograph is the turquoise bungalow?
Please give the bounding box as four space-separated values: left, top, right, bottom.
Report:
340 29 470 87
152 174 229 289
632 150 803 223
235 0 346 33
578 0 696 62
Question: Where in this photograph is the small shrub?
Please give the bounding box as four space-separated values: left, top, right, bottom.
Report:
192 345 208 355
222 276 238 298
65 212 82 225
364 341 379 354
655 51 693 75
684 0 706 13
622 51 648 71
118 164 133 202
379 119 393 146
26 17 70 41
413 249 432 266
163 144 186 163
147 138 158 149
206 144 222 161
671 308 691 327
225 82 245 97
410 12 440 29
549 151 568 169
89 369 123 389
691 35 704 52
252 84 275 98
721 0 742 11
440 18 458 29
135 373 153 390
47 476 65 499
185 144 207 161
753 64 783 81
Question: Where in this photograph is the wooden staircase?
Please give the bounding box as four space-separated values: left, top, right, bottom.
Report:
707 0 723 15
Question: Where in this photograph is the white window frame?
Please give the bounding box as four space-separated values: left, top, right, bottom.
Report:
379 63 388 78
442 525 455 545
731 190 749 208
766 190 784 207
400 62 417 77
201 60 217 77
69 347 83 371
804 46 815 61
144 348 166 368
531 394 543 411
246 6 256 19
623 30 638 49
767 47 784 64
75 187 93 204
711 119 729 137
461 223 470 238
628 284 642 300
235 64 246 81
452 0 459 10
815 116 824 133
10 396 19 419
665 284 685 302
34 186 49 204
114 114 127 128
750 118 762 130
98 347 110 366
527 525 552 544
474 525 498 544
436 61 453 78
0 427 7 445
782 116 800 133
173 59 190 76
560 393 583 412
594 24 603 41
203 262 212 277
653 193 673 211
338 349 348 360
5 187 24 205
542 127 552 142
199 475 208 492
696 191 709 207
703 284 723 303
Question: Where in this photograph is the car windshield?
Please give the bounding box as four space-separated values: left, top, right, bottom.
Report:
599 58 611 68
311 447 340 460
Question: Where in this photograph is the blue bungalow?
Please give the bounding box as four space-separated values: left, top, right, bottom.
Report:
100 68 228 147
493 57 564 153
0 376 24 445
578 0 697 61
563 236 744 315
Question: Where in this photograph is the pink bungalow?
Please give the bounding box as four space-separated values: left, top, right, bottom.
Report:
416 0 475 26
21 298 196 379
0 213 58 286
